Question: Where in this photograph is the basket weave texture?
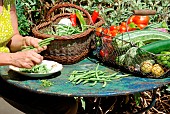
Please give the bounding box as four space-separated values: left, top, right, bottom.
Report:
32 3 104 64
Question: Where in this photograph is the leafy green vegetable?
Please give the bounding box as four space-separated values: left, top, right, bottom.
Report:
124 47 138 66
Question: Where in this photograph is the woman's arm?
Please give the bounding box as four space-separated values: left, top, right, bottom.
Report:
8 3 24 52
0 50 43 68
8 4 46 53
0 53 13 66
0 1 46 68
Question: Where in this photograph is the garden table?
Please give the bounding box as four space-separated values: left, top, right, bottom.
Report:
0 58 170 113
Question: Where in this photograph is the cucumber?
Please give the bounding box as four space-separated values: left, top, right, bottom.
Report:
115 30 170 44
140 39 170 54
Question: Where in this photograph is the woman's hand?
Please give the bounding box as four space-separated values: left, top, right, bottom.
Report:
23 36 47 53
10 50 43 68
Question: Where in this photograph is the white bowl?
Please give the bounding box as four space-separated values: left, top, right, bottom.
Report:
9 60 63 77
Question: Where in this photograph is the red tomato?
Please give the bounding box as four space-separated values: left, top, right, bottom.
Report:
110 30 118 37
103 28 109 35
107 33 112 39
95 27 103 36
137 24 147 30
110 25 117 31
116 26 120 31
119 26 126 33
100 49 109 58
102 29 112 39
133 16 149 25
105 33 112 39
127 15 135 24
100 50 105 57
121 22 127 27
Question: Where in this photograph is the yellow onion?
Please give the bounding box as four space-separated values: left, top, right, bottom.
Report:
140 60 154 74
151 64 164 77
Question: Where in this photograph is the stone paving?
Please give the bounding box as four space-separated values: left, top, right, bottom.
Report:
0 97 24 114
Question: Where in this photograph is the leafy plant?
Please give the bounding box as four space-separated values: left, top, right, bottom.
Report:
16 0 32 35
16 0 46 35
16 0 169 35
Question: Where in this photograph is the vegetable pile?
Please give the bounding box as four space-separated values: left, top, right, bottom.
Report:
40 79 54 87
94 13 170 78
45 9 100 36
49 24 82 36
95 15 150 39
19 64 50 73
68 64 130 87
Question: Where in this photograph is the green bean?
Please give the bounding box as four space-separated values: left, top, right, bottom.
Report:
51 24 82 36
75 79 84 85
82 80 89 84
74 70 97 77
19 64 50 73
40 42 50 47
90 81 97 86
71 72 105 82
22 37 54 51
38 38 54 46
95 63 99 79
102 81 107 88
84 78 112 81
72 75 93 82
68 64 130 87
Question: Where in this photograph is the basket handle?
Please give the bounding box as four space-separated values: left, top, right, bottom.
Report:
46 3 93 25
132 10 156 15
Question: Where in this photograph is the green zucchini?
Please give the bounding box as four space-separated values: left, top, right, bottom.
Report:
116 30 170 44
140 39 170 54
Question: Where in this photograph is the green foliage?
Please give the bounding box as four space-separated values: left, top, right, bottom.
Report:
20 0 44 24
16 0 170 35
16 0 31 35
80 0 170 26
16 0 44 35
134 92 141 106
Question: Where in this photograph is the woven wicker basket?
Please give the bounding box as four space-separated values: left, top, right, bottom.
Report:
32 3 104 64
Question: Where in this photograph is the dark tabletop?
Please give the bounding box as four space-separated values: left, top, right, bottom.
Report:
0 58 170 97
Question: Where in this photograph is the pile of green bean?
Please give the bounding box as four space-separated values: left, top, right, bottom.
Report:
40 79 54 87
22 37 55 51
69 64 130 87
47 24 82 36
19 64 50 73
